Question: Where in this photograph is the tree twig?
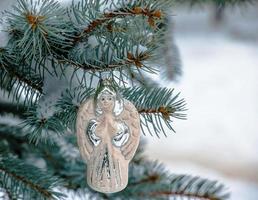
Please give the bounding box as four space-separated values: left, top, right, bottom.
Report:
73 6 162 43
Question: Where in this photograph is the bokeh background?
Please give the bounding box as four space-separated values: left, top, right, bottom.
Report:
145 3 258 200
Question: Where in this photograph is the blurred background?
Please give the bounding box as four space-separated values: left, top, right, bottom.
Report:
145 2 258 200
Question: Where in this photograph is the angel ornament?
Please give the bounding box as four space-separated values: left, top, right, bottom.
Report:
76 79 140 193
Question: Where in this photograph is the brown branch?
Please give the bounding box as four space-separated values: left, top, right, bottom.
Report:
138 108 158 114
25 13 45 30
1 64 43 94
73 6 162 43
138 106 173 120
129 174 220 200
132 174 161 185
57 51 150 72
57 58 130 72
127 52 150 68
130 174 221 200
0 168 52 199
10 69 43 94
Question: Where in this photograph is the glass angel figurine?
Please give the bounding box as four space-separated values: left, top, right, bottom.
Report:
76 79 140 193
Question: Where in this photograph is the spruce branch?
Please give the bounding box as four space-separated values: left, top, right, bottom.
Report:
128 71 160 87
73 4 163 43
0 123 85 191
121 87 187 137
0 155 65 200
0 123 29 156
3 0 174 85
6 0 72 60
57 57 129 72
65 0 170 81
108 161 229 200
21 107 66 145
4 87 93 146
147 174 229 200
55 87 95 131
0 123 88 193
0 48 43 104
53 86 186 138
59 49 155 74
0 122 229 200
0 61 43 94
0 1 235 199
0 102 27 121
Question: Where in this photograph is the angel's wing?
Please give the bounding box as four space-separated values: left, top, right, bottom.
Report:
119 99 141 160
76 98 95 162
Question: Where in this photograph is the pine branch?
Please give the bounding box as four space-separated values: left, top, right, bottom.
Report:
121 87 187 137
0 123 30 157
0 123 84 192
57 57 130 72
3 0 175 85
0 63 43 94
148 175 229 200
0 155 65 200
108 161 229 200
0 122 229 200
0 122 90 194
0 48 43 104
55 87 95 131
53 86 186 138
58 50 155 74
0 87 92 145
56 38 158 86
6 0 72 60
65 0 170 81
128 71 160 87
21 107 66 145
0 102 27 118
73 4 163 43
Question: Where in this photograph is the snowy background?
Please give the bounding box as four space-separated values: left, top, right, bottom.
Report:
1 0 258 199
145 3 258 200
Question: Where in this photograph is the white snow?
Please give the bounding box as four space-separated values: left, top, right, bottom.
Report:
0 0 11 48
145 4 258 200
132 44 148 55
0 20 9 47
87 36 99 48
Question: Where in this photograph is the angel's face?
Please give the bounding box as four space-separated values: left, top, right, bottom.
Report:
98 94 115 113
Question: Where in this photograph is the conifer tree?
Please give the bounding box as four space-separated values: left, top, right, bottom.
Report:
1 0 251 199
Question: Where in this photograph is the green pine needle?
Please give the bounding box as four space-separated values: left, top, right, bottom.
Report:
122 87 187 137
6 0 73 60
21 106 66 145
0 48 43 105
0 155 65 200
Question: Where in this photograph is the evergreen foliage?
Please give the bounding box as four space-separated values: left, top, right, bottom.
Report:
0 0 245 199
